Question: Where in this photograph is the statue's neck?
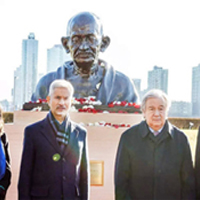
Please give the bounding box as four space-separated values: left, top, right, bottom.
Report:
74 62 99 78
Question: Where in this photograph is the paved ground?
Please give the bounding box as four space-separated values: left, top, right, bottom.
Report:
5 124 24 200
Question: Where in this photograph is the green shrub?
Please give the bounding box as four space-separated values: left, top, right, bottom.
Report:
168 118 200 130
3 112 13 123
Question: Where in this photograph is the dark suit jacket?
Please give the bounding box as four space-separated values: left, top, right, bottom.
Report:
18 115 89 200
115 120 195 200
195 127 200 199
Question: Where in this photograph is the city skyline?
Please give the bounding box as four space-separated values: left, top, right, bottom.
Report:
9 42 200 105
8 32 200 105
7 32 200 118
1 1 200 103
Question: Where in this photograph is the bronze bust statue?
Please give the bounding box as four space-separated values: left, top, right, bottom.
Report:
31 12 139 104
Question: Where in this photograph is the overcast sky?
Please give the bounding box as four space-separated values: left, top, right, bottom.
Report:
1 0 200 102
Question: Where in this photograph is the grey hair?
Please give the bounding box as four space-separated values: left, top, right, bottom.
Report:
48 79 74 97
141 89 171 112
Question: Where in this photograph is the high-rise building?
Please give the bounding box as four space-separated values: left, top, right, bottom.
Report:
47 44 71 73
148 66 168 94
133 78 142 100
168 101 191 117
192 64 200 117
13 66 23 110
133 79 141 94
21 33 38 103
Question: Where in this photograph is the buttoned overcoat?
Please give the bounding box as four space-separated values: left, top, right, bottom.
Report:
115 120 195 200
194 127 200 199
18 115 89 200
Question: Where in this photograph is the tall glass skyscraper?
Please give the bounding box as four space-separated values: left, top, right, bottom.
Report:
148 66 168 94
47 44 71 73
21 33 38 102
192 64 200 117
13 65 23 110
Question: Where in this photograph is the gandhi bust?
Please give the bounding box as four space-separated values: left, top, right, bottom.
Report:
31 12 139 104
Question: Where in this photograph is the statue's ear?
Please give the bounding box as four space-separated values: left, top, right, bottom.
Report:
61 37 70 53
100 36 110 52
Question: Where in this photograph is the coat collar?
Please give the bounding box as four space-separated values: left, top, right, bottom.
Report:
139 120 174 139
40 115 79 155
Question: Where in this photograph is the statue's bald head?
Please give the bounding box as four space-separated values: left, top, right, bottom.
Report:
62 11 110 70
66 12 103 37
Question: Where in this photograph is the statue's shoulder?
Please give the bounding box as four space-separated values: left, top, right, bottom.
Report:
38 71 56 84
115 69 131 81
32 71 57 100
56 60 74 78
100 59 132 83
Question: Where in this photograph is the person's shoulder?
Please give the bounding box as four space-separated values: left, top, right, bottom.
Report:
169 123 188 142
110 66 133 85
57 60 73 72
121 121 143 139
25 118 46 132
99 59 131 81
115 73 133 88
63 60 73 68
70 121 88 141
39 71 57 82
115 69 130 78
108 64 130 79
71 121 87 133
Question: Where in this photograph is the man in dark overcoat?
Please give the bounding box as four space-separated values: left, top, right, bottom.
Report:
18 80 89 200
195 126 200 199
115 89 195 200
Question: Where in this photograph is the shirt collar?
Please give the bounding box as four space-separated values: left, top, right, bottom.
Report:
140 120 174 139
148 126 163 134
49 111 68 122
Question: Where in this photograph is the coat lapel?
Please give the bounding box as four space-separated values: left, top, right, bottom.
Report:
63 121 79 156
40 117 62 153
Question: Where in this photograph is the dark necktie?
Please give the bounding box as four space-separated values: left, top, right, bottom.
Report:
153 131 159 136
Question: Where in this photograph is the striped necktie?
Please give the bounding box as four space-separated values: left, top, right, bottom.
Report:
57 130 69 147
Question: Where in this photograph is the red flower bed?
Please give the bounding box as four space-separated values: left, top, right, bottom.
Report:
24 96 141 114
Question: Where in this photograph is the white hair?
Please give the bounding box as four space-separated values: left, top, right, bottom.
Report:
141 89 171 112
48 79 74 97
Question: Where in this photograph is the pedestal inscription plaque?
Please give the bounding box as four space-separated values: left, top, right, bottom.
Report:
90 161 104 186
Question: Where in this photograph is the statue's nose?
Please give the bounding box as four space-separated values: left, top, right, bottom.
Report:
79 38 89 50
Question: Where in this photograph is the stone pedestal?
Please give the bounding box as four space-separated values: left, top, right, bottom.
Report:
5 111 142 200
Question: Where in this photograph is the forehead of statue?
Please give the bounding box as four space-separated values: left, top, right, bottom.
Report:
68 14 101 36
